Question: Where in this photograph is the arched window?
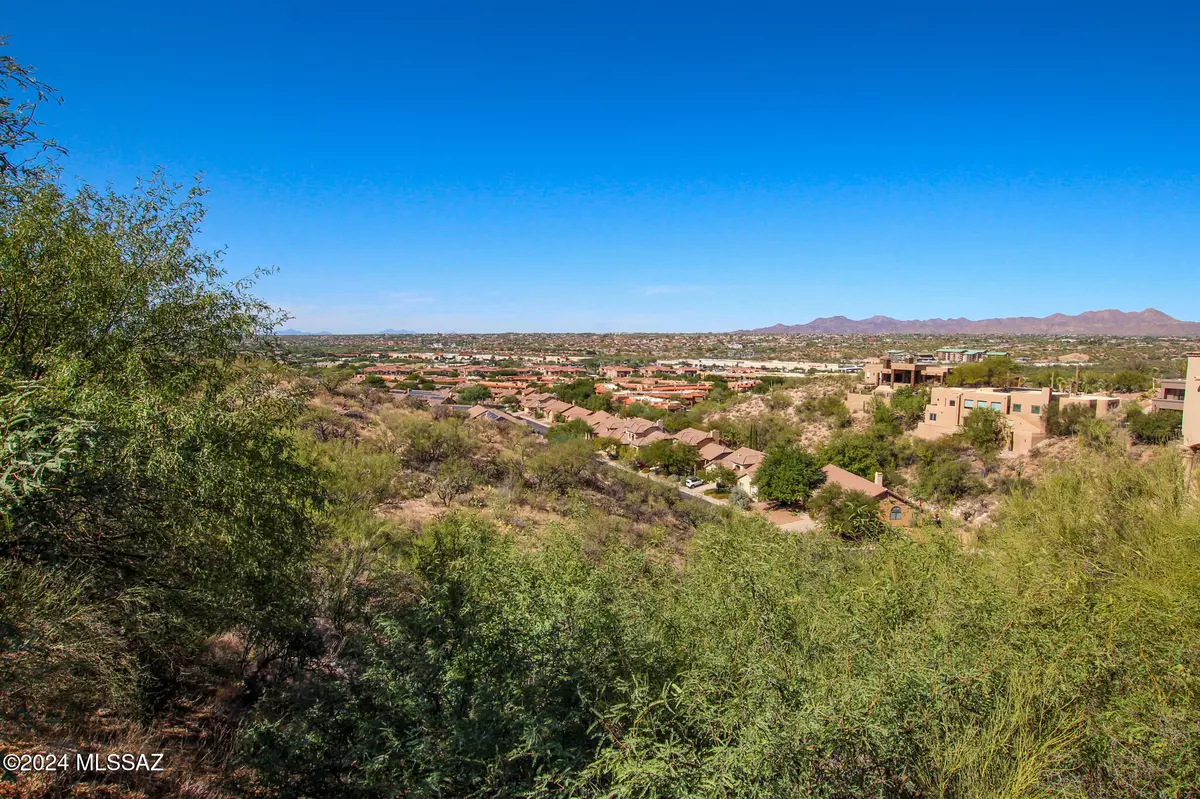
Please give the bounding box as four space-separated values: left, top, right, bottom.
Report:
889 506 902 521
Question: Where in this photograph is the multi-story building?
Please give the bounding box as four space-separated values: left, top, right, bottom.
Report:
916 386 1054 454
862 354 954 388
1153 378 1187 413
934 348 1009 364
915 386 1122 455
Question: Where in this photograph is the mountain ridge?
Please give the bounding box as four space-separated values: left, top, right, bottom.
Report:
736 308 1200 336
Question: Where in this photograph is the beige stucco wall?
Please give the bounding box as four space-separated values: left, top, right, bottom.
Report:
880 497 915 527
1184 353 1200 450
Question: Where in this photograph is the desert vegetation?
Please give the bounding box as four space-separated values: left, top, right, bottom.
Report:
2 44 1199 799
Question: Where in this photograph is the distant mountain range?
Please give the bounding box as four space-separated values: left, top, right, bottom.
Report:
736 309 1200 336
274 328 418 335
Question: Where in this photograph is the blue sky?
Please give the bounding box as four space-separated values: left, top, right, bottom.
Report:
6 1 1200 332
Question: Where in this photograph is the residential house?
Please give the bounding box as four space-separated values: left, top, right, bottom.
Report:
467 405 524 425
915 385 1118 455
1154 378 1187 413
863 355 954 388
697 442 733 470
590 416 630 441
673 427 717 449
561 405 595 423
620 418 668 448
1058 394 1122 419
819 464 916 526
399 389 453 406
543 399 575 419
915 386 1054 454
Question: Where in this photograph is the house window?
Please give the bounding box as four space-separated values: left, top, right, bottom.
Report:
1012 404 1022 413
991 402 1002 411
948 400 956 406
964 399 975 408
889 506 902 521
1031 405 1041 415
929 412 937 421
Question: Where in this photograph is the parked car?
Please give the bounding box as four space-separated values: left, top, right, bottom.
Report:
683 476 705 489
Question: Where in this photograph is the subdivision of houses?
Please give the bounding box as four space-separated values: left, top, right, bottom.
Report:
600 365 638 379
818 464 916 526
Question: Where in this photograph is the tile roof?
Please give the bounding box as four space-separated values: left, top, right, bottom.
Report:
721 447 765 469
819 464 887 499
698 442 732 463
673 427 714 447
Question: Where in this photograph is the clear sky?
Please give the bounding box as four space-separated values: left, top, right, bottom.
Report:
6 1 1199 332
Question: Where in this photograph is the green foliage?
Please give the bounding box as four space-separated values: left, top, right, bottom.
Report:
455 383 490 404
551 378 601 406
1126 406 1183 445
362 373 388 389
1 169 322 727
945 356 1018 387
392 415 477 471
729 485 753 509
1109 368 1153 393
807 483 891 541
640 439 699 476
914 449 983 503
244 452 1200 797
819 428 899 481
433 458 478 506
960 406 1007 456
705 464 739 491
765 389 792 411
1044 399 1096 437
528 439 595 492
547 417 592 443
311 366 355 392
889 385 929 429
753 444 824 505
712 412 798 452
794 392 853 428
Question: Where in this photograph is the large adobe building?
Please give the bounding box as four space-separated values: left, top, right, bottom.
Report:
915 385 1122 455
862 353 954 387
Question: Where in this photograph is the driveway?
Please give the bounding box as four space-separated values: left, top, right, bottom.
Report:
756 503 817 533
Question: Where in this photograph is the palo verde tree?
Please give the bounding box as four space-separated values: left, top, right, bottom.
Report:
0 55 323 724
